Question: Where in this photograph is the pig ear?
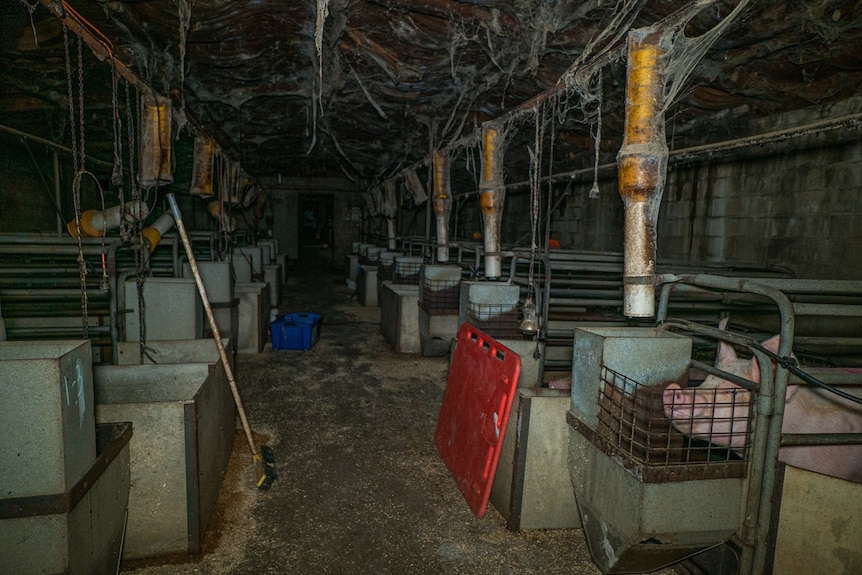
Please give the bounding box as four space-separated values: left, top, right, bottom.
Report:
748 356 761 384
759 334 782 356
716 340 738 366
748 335 784 384
714 317 737 366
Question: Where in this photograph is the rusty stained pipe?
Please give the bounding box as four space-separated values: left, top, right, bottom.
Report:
480 126 505 279
432 150 453 263
384 179 397 251
189 136 216 197
617 30 668 318
139 92 174 187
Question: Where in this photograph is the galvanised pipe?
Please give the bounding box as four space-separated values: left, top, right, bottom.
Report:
618 30 668 318
433 150 453 263
479 125 505 279
54 152 63 237
781 432 862 446
0 238 121 256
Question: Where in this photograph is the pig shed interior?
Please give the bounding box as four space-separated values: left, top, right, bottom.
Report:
2 1 862 574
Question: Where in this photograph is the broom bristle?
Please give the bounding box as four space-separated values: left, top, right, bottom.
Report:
255 445 278 490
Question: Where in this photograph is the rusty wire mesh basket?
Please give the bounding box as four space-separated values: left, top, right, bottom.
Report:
421 278 461 314
579 366 752 483
466 303 522 339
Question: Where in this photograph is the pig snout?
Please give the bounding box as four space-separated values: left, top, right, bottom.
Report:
662 383 688 419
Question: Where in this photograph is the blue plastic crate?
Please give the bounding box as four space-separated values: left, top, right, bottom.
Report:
271 313 321 350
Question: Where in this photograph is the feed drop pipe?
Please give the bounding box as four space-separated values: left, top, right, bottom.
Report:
206 201 236 233
656 274 795 575
433 150 453 263
140 93 173 187
141 211 176 253
384 179 397 251
617 30 668 317
480 125 505 279
189 136 215 198
66 200 149 238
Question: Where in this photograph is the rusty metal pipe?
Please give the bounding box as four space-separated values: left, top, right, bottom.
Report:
432 151 453 263
384 179 397 251
480 126 505 279
618 32 668 318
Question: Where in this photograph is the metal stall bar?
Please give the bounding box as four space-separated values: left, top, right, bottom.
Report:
656 275 796 575
0 235 123 360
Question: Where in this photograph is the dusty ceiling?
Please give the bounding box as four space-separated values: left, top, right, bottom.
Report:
2 0 862 192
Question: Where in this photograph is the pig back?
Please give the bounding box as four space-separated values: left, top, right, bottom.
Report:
779 385 862 483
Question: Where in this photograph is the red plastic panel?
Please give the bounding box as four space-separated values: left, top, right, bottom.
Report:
434 323 522 518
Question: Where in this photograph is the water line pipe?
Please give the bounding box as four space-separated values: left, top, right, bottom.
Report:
617 30 667 318
480 125 505 279
433 150 453 263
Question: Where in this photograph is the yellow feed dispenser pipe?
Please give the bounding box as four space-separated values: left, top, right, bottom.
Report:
433 150 453 263
189 136 216 198
480 126 505 279
207 200 237 233
617 32 668 318
141 210 176 253
139 93 174 188
67 200 149 238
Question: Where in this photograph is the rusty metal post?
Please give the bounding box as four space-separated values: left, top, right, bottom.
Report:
617 30 668 317
480 125 505 279
384 179 397 250
433 150 453 263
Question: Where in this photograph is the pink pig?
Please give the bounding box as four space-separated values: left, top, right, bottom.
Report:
663 325 862 483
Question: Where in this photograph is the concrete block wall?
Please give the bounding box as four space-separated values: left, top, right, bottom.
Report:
497 96 862 282
486 178 624 255
659 131 862 280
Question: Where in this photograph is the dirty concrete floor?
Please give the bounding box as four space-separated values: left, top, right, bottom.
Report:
122 254 679 575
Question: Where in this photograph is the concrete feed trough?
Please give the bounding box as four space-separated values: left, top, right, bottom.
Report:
93 361 236 559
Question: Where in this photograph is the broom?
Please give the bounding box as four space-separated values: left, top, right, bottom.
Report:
166 193 277 489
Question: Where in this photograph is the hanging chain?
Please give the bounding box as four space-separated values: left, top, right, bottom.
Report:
527 104 545 303
64 26 90 338
77 32 86 173
64 26 79 175
125 80 137 202
122 82 148 364
111 63 124 187
589 69 603 199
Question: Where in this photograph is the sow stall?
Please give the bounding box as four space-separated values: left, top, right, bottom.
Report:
565 275 862 575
